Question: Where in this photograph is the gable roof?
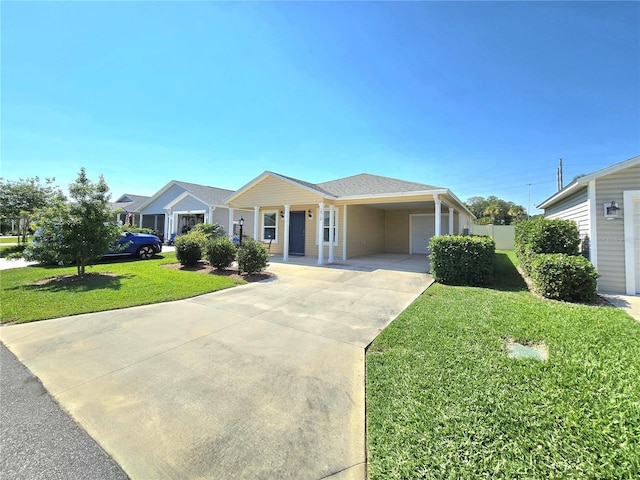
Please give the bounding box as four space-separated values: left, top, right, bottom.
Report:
109 194 151 213
537 155 640 209
138 180 235 211
317 173 443 197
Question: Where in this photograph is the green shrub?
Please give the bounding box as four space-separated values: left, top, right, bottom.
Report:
237 238 269 275
530 253 598 302
515 218 580 274
430 235 496 286
205 237 237 270
174 231 206 266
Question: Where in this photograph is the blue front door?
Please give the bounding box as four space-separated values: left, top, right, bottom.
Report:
289 211 305 256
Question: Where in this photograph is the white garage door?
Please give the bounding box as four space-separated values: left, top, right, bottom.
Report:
410 214 449 254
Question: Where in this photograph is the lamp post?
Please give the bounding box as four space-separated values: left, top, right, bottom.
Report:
238 217 244 245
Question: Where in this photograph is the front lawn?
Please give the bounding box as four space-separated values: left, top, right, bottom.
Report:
0 252 244 323
367 251 640 479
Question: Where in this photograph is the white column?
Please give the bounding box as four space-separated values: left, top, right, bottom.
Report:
283 204 290 263
165 210 171 238
318 202 325 265
588 180 598 270
449 207 455 235
228 207 234 238
434 195 442 237
328 204 335 264
253 206 260 241
342 204 348 261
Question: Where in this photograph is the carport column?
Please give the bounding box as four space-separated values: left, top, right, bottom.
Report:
342 205 348 261
328 204 335 264
283 204 290 263
253 206 260 241
317 202 325 265
449 207 455 235
434 195 442 237
228 207 234 238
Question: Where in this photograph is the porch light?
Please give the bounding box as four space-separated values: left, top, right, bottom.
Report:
307 209 313 219
239 217 244 245
280 210 284 219
604 201 620 219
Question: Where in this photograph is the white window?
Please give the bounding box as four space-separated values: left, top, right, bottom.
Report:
262 211 278 242
319 208 338 245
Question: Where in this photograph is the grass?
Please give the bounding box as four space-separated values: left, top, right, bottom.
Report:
0 236 31 244
366 250 640 479
0 252 244 323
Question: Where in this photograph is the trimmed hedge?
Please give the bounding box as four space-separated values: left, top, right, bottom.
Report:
515 218 580 274
430 235 496 286
174 231 206 266
530 254 598 302
514 218 597 302
205 237 237 270
237 238 269 275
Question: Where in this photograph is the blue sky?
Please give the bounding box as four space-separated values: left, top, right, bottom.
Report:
2 1 638 214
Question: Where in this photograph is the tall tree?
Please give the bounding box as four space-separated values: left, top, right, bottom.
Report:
28 168 120 277
0 177 63 243
508 205 527 223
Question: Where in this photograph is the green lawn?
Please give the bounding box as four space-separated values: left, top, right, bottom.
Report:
367 251 640 479
1 252 244 323
0 236 30 244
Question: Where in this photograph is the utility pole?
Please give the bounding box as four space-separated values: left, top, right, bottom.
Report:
557 157 563 191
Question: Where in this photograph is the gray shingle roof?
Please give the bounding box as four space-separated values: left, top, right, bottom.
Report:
109 194 151 213
317 173 443 197
173 180 235 206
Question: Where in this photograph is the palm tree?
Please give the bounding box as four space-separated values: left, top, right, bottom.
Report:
484 204 501 224
508 205 526 223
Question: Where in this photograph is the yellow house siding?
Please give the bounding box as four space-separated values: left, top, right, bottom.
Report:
595 164 640 292
230 176 323 209
346 205 385 257
384 208 438 253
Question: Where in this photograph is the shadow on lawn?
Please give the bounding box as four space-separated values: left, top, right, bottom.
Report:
491 253 528 292
16 273 132 293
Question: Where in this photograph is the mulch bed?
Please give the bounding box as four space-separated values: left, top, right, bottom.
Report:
33 272 118 286
161 261 274 282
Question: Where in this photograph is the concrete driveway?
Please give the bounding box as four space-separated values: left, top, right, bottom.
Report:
0 258 432 479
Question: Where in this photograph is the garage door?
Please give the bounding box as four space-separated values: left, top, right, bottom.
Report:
410 214 449 254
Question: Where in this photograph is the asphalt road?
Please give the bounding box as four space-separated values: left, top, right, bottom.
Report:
0 342 128 479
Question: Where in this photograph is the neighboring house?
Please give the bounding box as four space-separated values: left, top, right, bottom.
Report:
537 155 640 295
225 171 475 265
109 194 151 227
129 180 253 241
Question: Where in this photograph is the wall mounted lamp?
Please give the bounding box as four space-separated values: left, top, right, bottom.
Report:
307 209 313 219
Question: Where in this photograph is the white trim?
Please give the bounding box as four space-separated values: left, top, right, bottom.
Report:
253 206 259 241
316 207 339 247
623 190 640 295
228 207 234 238
261 210 278 243
434 195 442 237
448 207 455 234
342 204 348 261
318 203 324 265
588 180 598 270
328 205 335 264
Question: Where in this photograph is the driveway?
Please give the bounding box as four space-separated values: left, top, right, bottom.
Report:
0 259 432 479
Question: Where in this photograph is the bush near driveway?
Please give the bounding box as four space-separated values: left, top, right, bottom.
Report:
175 231 207 266
205 237 237 270
237 238 268 275
429 235 495 286
367 251 640 479
531 253 598 303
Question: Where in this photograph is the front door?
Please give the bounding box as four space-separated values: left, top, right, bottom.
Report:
289 211 305 256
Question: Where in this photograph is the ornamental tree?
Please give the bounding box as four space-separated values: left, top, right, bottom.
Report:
27 168 120 277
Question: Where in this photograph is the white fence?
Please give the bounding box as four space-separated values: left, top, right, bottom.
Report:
471 224 515 250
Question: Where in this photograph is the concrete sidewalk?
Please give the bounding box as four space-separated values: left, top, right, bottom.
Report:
1 260 432 479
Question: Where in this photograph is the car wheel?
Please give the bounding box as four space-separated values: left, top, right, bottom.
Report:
137 245 155 260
